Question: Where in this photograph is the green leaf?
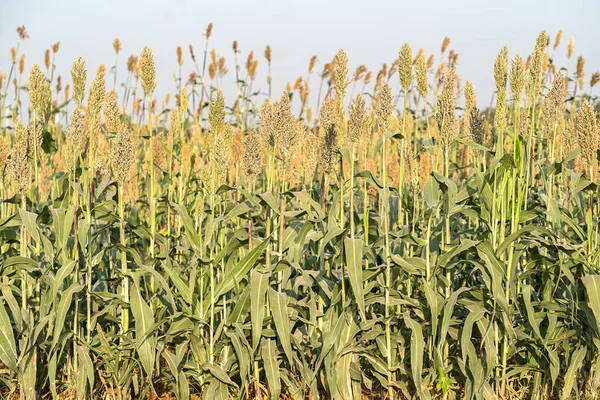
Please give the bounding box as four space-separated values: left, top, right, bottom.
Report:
344 238 365 321
423 176 440 209
0 297 17 371
130 275 156 378
268 288 294 366
262 338 281 400
250 270 269 352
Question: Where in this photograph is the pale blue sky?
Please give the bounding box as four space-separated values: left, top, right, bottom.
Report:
1 0 599 112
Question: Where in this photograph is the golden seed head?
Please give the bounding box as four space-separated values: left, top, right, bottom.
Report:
17 26 29 40
527 30 548 98
232 40 238 53
127 55 137 72
113 38 121 54
398 42 413 91
469 108 486 145
66 107 89 159
348 94 367 146
139 46 156 97
104 91 120 132
265 45 272 63
113 125 134 182
376 83 394 133
0 136 9 173
334 49 350 102
208 90 225 141
71 57 87 105
437 67 459 146
567 37 574 59
576 56 585 79
427 54 435 69
319 96 339 172
18 53 25 76
591 72 600 88
88 65 106 121
180 86 188 116
494 46 509 91
9 119 30 192
243 129 265 186
169 107 181 140
27 64 51 121
441 36 451 54
542 72 567 139
259 100 276 150
293 77 302 91
205 22 213 39
575 99 598 166
212 124 233 186
176 46 183 66
553 29 563 51
308 56 317 73
152 132 167 170
274 92 300 167
44 49 50 70
464 81 476 111
510 53 525 99
415 53 429 99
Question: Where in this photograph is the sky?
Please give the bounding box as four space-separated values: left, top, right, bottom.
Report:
1 0 599 115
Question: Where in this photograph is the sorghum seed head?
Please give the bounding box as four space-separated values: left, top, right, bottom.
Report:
553 29 563 51
437 67 459 147
104 91 120 133
88 66 106 121
308 56 317 73
441 36 451 54
591 72 600 88
113 38 121 54
113 126 134 182
243 129 265 186
348 94 367 146
494 46 509 91
464 81 476 111
139 46 156 97
169 108 182 140
510 53 525 100
376 83 394 133
334 49 350 102
17 25 29 41
575 100 598 166
415 53 429 99
527 30 548 99
44 49 50 70
205 22 213 39
181 86 188 115
71 57 87 106
27 64 51 120
320 96 339 172
469 108 486 145
177 46 183 66
66 108 89 159
18 54 25 75
9 119 30 192
567 37 574 59
0 136 9 174
265 45 272 63
398 42 413 91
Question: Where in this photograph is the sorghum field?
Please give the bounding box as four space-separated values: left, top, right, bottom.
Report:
0 24 599 400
